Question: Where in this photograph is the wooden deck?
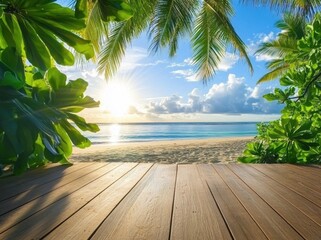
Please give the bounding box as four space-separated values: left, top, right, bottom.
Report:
0 163 320 240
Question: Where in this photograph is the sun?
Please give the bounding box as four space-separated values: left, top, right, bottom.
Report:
100 81 135 116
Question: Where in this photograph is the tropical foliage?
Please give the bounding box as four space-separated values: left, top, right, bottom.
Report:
73 0 253 82
239 13 321 164
256 13 306 83
0 0 102 175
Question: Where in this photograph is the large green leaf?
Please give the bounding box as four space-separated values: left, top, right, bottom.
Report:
17 17 51 70
33 25 75 66
46 67 67 91
61 120 91 148
98 0 133 22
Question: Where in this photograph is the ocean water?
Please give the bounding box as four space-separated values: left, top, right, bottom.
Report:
84 122 258 144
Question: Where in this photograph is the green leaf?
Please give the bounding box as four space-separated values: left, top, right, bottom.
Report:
99 0 133 22
75 0 87 18
44 25 94 60
263 93 278 101
0 47 25 81
46 67 67 91
66 112 100 132
54 124 72 157
33 24 75 66
16 17 51 70
13 154 29 175
60 120 91 148
0 104 21 154
0 72 24 89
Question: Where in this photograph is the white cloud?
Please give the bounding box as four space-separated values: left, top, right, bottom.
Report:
171 69 199 82
217 52 239 71
168 57 193 68
170 52 239 82
255 53 278 62
144 74 283 115
119 48 166 72
248 32 278 62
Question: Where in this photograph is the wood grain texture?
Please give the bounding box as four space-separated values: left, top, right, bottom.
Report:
252 164 321 207
0 163 135 239
45 163 153 240
91 164 177 240
170 164 232 240
198 164 268 240
214 164 303 240
229 164 321 238
0 163 106 215
1 163 320 240
0 162 94 201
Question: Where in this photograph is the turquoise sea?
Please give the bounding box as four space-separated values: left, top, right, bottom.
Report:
84 122 258 144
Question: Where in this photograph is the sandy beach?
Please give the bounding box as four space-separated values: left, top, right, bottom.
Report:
71 137 254 164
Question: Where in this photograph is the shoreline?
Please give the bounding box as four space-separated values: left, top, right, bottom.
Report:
71 136 254 164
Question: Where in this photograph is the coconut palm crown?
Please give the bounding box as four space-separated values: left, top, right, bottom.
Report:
74 0 253 82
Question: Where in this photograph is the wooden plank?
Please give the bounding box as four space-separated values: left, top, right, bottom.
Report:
91 164 176 240
252 164 321 207
229 164 321 239
170 164 231 240
272 164 321 188
0 163 137 239
0 162 95 202
45 163 153 240
198 164 268 239
213 164 303 240
0 163 120 233
289 164 321 177
0 163 107 215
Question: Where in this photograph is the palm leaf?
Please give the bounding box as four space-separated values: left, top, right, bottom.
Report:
240 0 321 18
257 64 289 83
191 3 224 81
149 0 198 56
191 0 252 82
98 0 158 78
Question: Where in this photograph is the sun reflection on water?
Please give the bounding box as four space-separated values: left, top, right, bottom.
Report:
109 124 121 143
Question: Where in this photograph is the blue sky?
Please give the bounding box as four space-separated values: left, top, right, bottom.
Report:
60 1 286 123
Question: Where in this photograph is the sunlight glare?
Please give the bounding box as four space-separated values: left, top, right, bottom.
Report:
109 124 121 143
100 81 135 117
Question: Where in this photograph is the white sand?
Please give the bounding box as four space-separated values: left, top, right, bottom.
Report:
71 137 254 164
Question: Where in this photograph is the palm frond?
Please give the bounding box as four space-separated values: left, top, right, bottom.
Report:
256 38 298 59
191 2 226 82
98 0 158 78
205 0 253 73
256 64 289 84
275 13 306 39
84 1 109 53
191 0 252 82
240 0 321 18
149 0 198 56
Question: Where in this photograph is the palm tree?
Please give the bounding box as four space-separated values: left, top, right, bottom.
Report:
73 0 253 82
241 0 321 18
74 0 321 83
255 13 307 83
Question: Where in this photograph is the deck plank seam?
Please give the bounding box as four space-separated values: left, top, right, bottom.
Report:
202 173 234 239
87 163 155 240
0 162 98 202
250 164 321 208
210 164 269 239
227 165 306 239
168 163 178 240
40 163 145 239
0 163 122 234
0 163 112 216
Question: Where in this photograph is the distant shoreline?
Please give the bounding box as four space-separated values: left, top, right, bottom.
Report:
71 137 254 164
92 121 262 125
